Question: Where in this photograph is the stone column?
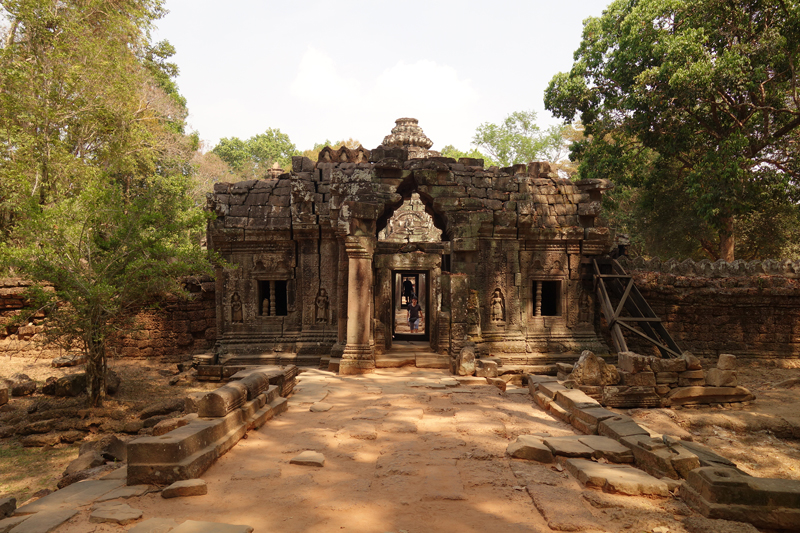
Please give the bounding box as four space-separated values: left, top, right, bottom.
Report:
340 235 375 375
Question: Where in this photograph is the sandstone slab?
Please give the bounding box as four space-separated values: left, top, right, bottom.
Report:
506 435 553 463
578 435 634 463
664 386 755 406
565 458 669 497
309 402 332 412
6 509 77 533
161 479 207 499
95 484 150 502
90 502 143 525
542 436 594 458
14 479 124 514
290 451 325 467
0 515 27 533
598 415 650 441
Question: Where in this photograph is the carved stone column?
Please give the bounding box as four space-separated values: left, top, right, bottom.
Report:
328 239 348 371
340 235 375 374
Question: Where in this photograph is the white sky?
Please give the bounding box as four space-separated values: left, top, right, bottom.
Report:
152 0 608 153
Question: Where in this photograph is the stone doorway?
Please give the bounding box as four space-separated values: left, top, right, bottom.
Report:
393 270 428 340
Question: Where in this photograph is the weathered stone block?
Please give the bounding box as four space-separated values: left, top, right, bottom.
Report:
598 415 649 441
619 371 656 386
618 351 652 374
717 353 737 370
542 436 594 458
457 346 475 376
650 357 687 373
706 368 737 387
664 386 755 406
197 382 247 417
578 435 634 463
571 350 619 386
681 467 800 530
0 388 7 407
475 359 497 378
655 372 679 384
506 435 553 463
161 479 207 498
565 458 669 497
555 389 600 412
538 381 567 400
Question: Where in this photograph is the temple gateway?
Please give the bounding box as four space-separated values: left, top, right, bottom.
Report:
207 118 613 374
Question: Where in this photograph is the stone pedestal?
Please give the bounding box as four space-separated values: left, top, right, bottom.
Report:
340 236 375 374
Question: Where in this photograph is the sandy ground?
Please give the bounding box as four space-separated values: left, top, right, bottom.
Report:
2 355 799 532
36 366 788 533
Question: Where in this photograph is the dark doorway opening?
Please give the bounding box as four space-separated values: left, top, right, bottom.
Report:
393 270 428 340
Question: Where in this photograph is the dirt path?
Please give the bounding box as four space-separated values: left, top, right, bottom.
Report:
48 367 763 533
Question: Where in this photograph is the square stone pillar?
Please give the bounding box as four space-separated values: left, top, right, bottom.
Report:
340 235 376 374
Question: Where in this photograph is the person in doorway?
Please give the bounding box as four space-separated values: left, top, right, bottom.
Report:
407 297 423 333
402 278 415 305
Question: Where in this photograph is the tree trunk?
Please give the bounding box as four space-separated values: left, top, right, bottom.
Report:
85 335 106 407
719 216 735 262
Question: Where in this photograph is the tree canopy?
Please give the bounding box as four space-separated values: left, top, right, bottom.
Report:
472 110 566 168
0 0 211 406
545 0 800 261
212 128 298 178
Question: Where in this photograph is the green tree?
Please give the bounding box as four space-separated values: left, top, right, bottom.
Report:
212 128 298 178
472 110 566 167
0 0 212 406
440 145 497 167
545 0 800 261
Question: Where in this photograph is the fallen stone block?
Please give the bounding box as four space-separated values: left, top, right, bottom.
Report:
578 435 634 463
565 457 669 497
90 502 143 525
619 371 656 387
0 388 8 407
10 380 36 397
486 377 506 391
682 352 703 370
290 451 325 467
681 467 800 530
506 435 553 463
705 368 737 387
80 435 127 463
234 372 270 400
310 402 332 412
64 450 105 476
572 406 617 427
140 398 185 420
603 385 661 408
475 359 497 378
650 357 687 373
618 351 652 374
717 353 737 370
664 386 755 406
197 381 248 417
598 415 650 441
162 479 207 498
679 440 737 469
533 391 551 410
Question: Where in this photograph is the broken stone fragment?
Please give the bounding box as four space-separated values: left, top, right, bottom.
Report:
705 368 737 387
572 350 619 386
486 377 506 392
682 351 703 370
457 346 476 376
290 451 325 467
63 450 105 477
161 479 207 499
717 353 737 370
0 388 7 407
0 495 16 518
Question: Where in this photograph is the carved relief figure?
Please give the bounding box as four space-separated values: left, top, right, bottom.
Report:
231 293 243 323
491 288 505 322
315 288 329 323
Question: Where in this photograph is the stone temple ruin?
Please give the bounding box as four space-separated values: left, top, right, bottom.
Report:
206 118 612 376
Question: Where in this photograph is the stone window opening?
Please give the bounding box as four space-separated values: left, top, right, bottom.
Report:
532 280 562 317
258 280 288 316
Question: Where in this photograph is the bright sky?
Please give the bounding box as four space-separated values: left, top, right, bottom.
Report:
153 1 608 153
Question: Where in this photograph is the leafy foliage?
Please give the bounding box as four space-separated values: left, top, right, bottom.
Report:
545 0 800 260
472 110 566 167
0 0 212 406
212 128 298 178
